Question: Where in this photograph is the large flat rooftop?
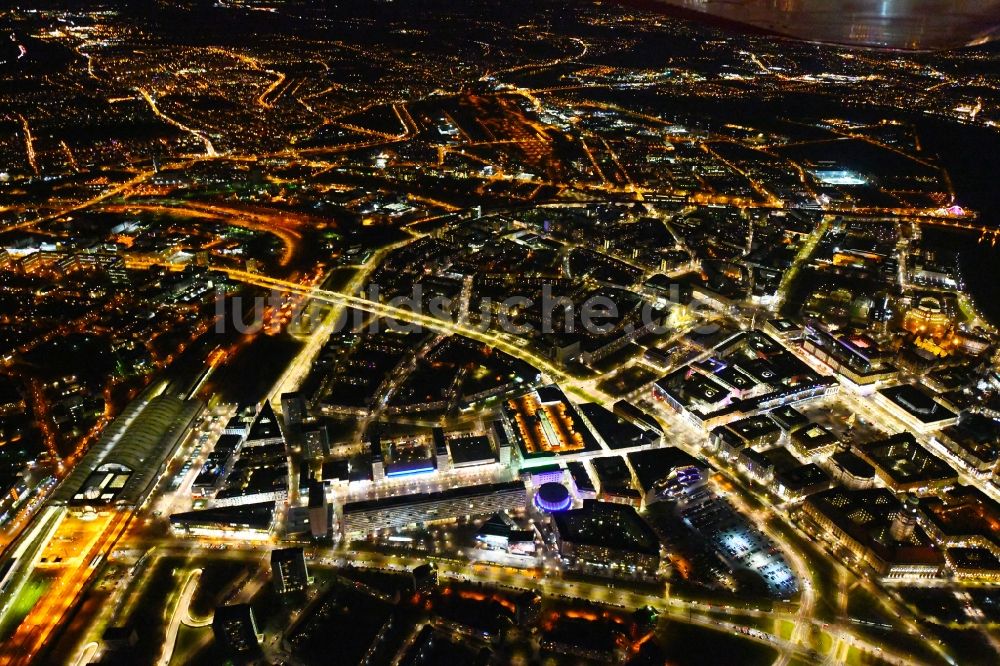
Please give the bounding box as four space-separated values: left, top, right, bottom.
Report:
879 384 957 426
54 391 202 507
503 386 600 459
553 499 659 556
805 487 943 568
920 486 1000 550
343 480 525 515
856 433 957 489
626 447 702 495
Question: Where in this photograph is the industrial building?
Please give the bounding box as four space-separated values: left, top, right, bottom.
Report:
55 391 203 508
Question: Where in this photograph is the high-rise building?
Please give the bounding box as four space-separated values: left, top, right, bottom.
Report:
432 427 450 472
369 430 384 482
212 604 262 661
307 479 329 539
514 591 542 626
410 563 437 593
271 547 311 594
551 500 661 579
280 391 307 430
491 420 512 466
303 427 329 459
104 256 130 285
891 494 920 542
297 460 311 495
245 401 284 448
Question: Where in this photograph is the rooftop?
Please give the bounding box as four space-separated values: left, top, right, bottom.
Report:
942 414 1000 466
170 501 276 531
805 487 943 567
726 414 781 442
591 455 633 491
790 423 839 453
626 447 703 494
553 500 660 556
774 463 830 493
946 547 1000 572
578 403 657 450
504 387 601 458
856 433 957 488
343 480 525 514
567 461 596 493
770 405 810 431
879 384 957 425
920 486 1000 549
246 401 283 443
655 367 730 408
831 450 877 480
56 391 202 506
447 435 497 466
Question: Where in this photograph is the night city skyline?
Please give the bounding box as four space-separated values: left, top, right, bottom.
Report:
2 2 1000 665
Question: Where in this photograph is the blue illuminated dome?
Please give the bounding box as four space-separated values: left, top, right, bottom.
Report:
534 482 572 513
